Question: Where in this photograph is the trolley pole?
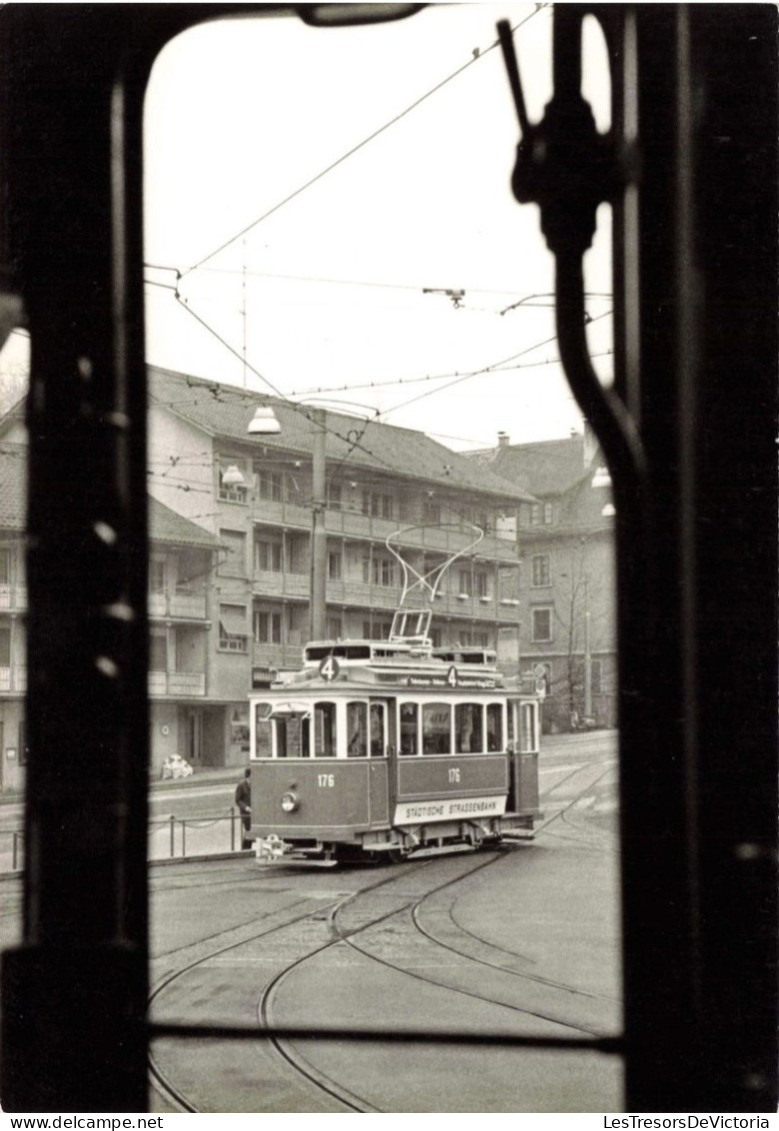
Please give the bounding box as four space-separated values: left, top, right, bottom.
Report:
310 408 327 641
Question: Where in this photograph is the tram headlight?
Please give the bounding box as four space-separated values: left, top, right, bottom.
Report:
281 791 299 813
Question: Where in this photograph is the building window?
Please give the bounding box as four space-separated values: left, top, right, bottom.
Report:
219 530 246 577
0 623 10 666
543 502 554 524
458 568 471 597
149 558 166 594
475 572 490 598
18 719 28 765
219 604 248 652
591 658 603 696
430 627 442 648
253 609 282 644
423 500 441 525
328 483 342 511
256 469 283 502
530 504 541 525
362 490 393 520
0 548 10 584
532 555 551 587
473 631 490 647
362 620 391 640
363 555 395 587
149 632 167 672
326 616 342 640
328 551 342 581
531 607 553 643
255 539 282 572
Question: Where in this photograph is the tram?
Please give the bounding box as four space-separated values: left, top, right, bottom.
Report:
248 607 543 862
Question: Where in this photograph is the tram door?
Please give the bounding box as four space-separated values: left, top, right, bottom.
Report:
507 699 540 814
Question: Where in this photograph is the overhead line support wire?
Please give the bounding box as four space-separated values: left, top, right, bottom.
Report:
172 290 402 478
178 4 551 281
378 308 613 419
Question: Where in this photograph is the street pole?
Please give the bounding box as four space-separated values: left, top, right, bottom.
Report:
584 572 592 717
310 408 327 640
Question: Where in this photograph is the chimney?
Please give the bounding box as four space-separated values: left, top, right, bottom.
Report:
497 431 510 449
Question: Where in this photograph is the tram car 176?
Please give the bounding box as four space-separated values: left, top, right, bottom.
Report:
247 609 543 862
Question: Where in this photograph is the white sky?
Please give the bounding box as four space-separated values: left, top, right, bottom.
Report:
140 2 614 451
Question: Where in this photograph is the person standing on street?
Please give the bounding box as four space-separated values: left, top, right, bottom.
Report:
235 767 252 850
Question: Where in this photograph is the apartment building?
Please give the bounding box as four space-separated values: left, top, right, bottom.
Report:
147 367 536 766
471 428 617 731
0 423 221 788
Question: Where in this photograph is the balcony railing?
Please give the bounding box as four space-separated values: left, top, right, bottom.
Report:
252 570 309 599
0 585 28 611
252 641 304 668
0 665 27 693
148 589 207 619
148 671 206 696
250 499 518 561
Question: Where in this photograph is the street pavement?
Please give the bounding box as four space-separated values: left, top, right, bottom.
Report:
0 730 621 1111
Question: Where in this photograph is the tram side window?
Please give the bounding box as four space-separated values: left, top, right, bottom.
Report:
486 703 503 751
399 702 418 756
254 708 272 759
369 702 385 757
347 701 368 757
314 702 337 757
422 702 451 754
455 703 483 753
520 703 538 753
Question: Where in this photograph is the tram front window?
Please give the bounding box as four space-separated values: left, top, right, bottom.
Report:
314 702 337 757
455 702 483 753
422 702 451 754
346 701 368 757
399 702 418 756
274 713 310 759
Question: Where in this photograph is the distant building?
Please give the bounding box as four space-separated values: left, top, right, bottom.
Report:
469 426 617 732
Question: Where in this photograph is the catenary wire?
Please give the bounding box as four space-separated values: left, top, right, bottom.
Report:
178 5 551 280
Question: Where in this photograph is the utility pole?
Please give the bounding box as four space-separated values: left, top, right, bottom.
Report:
583 572 592 717
309 408 327 640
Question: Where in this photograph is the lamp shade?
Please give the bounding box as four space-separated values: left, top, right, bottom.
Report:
222 465 245 486
248 406 281 434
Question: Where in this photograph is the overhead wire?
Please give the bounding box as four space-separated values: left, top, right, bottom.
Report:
178 3 551 280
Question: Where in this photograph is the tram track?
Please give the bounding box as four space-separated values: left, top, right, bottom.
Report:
149 755 620 1113
148 855 453 1112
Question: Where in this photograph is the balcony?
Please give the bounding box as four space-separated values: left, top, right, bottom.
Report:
252 640 304 668
148 589 207 620
0 585 28 611
251 497 311 529
0 665 27 693
252 570 309 600
148 671 206 697
252 501 519 562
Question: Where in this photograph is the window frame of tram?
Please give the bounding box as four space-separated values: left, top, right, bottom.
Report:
253 699 388 759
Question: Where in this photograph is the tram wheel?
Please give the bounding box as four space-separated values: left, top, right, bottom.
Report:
386 848 407 865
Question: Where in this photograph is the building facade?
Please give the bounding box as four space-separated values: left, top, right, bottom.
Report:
471 428 617 732
146 368 536 768
0 421 221 788
0 369 542 786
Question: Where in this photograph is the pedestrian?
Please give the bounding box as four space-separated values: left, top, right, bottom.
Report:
235 767 252 850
